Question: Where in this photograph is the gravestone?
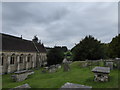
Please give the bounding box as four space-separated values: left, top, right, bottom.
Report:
106 62 113 70
60 82 92 90
48 65 56 73
86 60 92 66
114 59 120 70
56 64 61 69
63 58 70 72
92 67 110 82
9 83 31 90
44 67 49 70
83 63 88 67
79 61 88 68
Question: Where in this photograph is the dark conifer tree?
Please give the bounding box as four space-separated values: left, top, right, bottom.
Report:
72 35 104 61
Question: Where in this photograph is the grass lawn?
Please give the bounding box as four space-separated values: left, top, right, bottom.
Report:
2 61 120 89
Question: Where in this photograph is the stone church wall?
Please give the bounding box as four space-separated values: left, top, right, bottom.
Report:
0 51 47 74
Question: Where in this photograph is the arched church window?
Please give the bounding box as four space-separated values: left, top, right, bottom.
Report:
27 54 31 62
1 53 4 65
19 54 24 63
10 54 15 64
2 57 4 65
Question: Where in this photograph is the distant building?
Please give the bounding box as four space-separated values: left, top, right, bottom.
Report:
0 33 47 74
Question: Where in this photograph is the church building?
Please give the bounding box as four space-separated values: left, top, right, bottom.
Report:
0 33 47 74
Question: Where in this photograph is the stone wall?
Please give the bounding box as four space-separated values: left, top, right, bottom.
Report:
77 60 101 68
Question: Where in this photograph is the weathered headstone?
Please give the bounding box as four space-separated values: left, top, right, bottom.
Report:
92 67 110 82
79 61 88 68
56 64 61 69
86 60 92 66
44 67 49 70
48 65 57 73
106 62 113 70
63 58 70 72
114 58 120 70
9 83 31 90
60 82 92 90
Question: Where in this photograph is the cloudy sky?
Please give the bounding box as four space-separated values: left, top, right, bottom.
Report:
2 2 118 49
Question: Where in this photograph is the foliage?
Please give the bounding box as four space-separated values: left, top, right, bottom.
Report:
71 35 105 61
64 51 73 60
47 46 64 66
109 34 120 58
54 46 68 52
46 46 68 53
100 43 110 59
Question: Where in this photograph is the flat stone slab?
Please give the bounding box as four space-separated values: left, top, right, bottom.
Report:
9 83 31 90
60 82 92 89
14 70 28 74
92 67 110 74
12 70 34 82
14 70 33 74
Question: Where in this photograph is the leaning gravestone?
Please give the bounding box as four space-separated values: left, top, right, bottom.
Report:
9 83 31 90
63 58 70 72
59 82 92 90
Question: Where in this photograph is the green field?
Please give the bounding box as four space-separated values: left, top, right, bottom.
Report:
2 61 120 89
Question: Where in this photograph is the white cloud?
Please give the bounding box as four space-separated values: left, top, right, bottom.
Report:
2 2 118 49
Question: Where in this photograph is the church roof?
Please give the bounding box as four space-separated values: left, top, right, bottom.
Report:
0 33 46 53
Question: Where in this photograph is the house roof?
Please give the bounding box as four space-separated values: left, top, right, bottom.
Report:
0 33 46 53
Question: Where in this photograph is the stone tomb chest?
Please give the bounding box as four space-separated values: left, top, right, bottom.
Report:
11 70 34 82
92 67 110 82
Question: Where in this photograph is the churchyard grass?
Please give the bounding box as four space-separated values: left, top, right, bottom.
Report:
2 61 119 88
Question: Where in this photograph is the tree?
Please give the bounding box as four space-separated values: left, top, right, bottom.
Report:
109 34 120 58
100 43 109 59
64 51 73 61
61 46 68 52
47 47 64 66
71 35 104 61
54 46 68 52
